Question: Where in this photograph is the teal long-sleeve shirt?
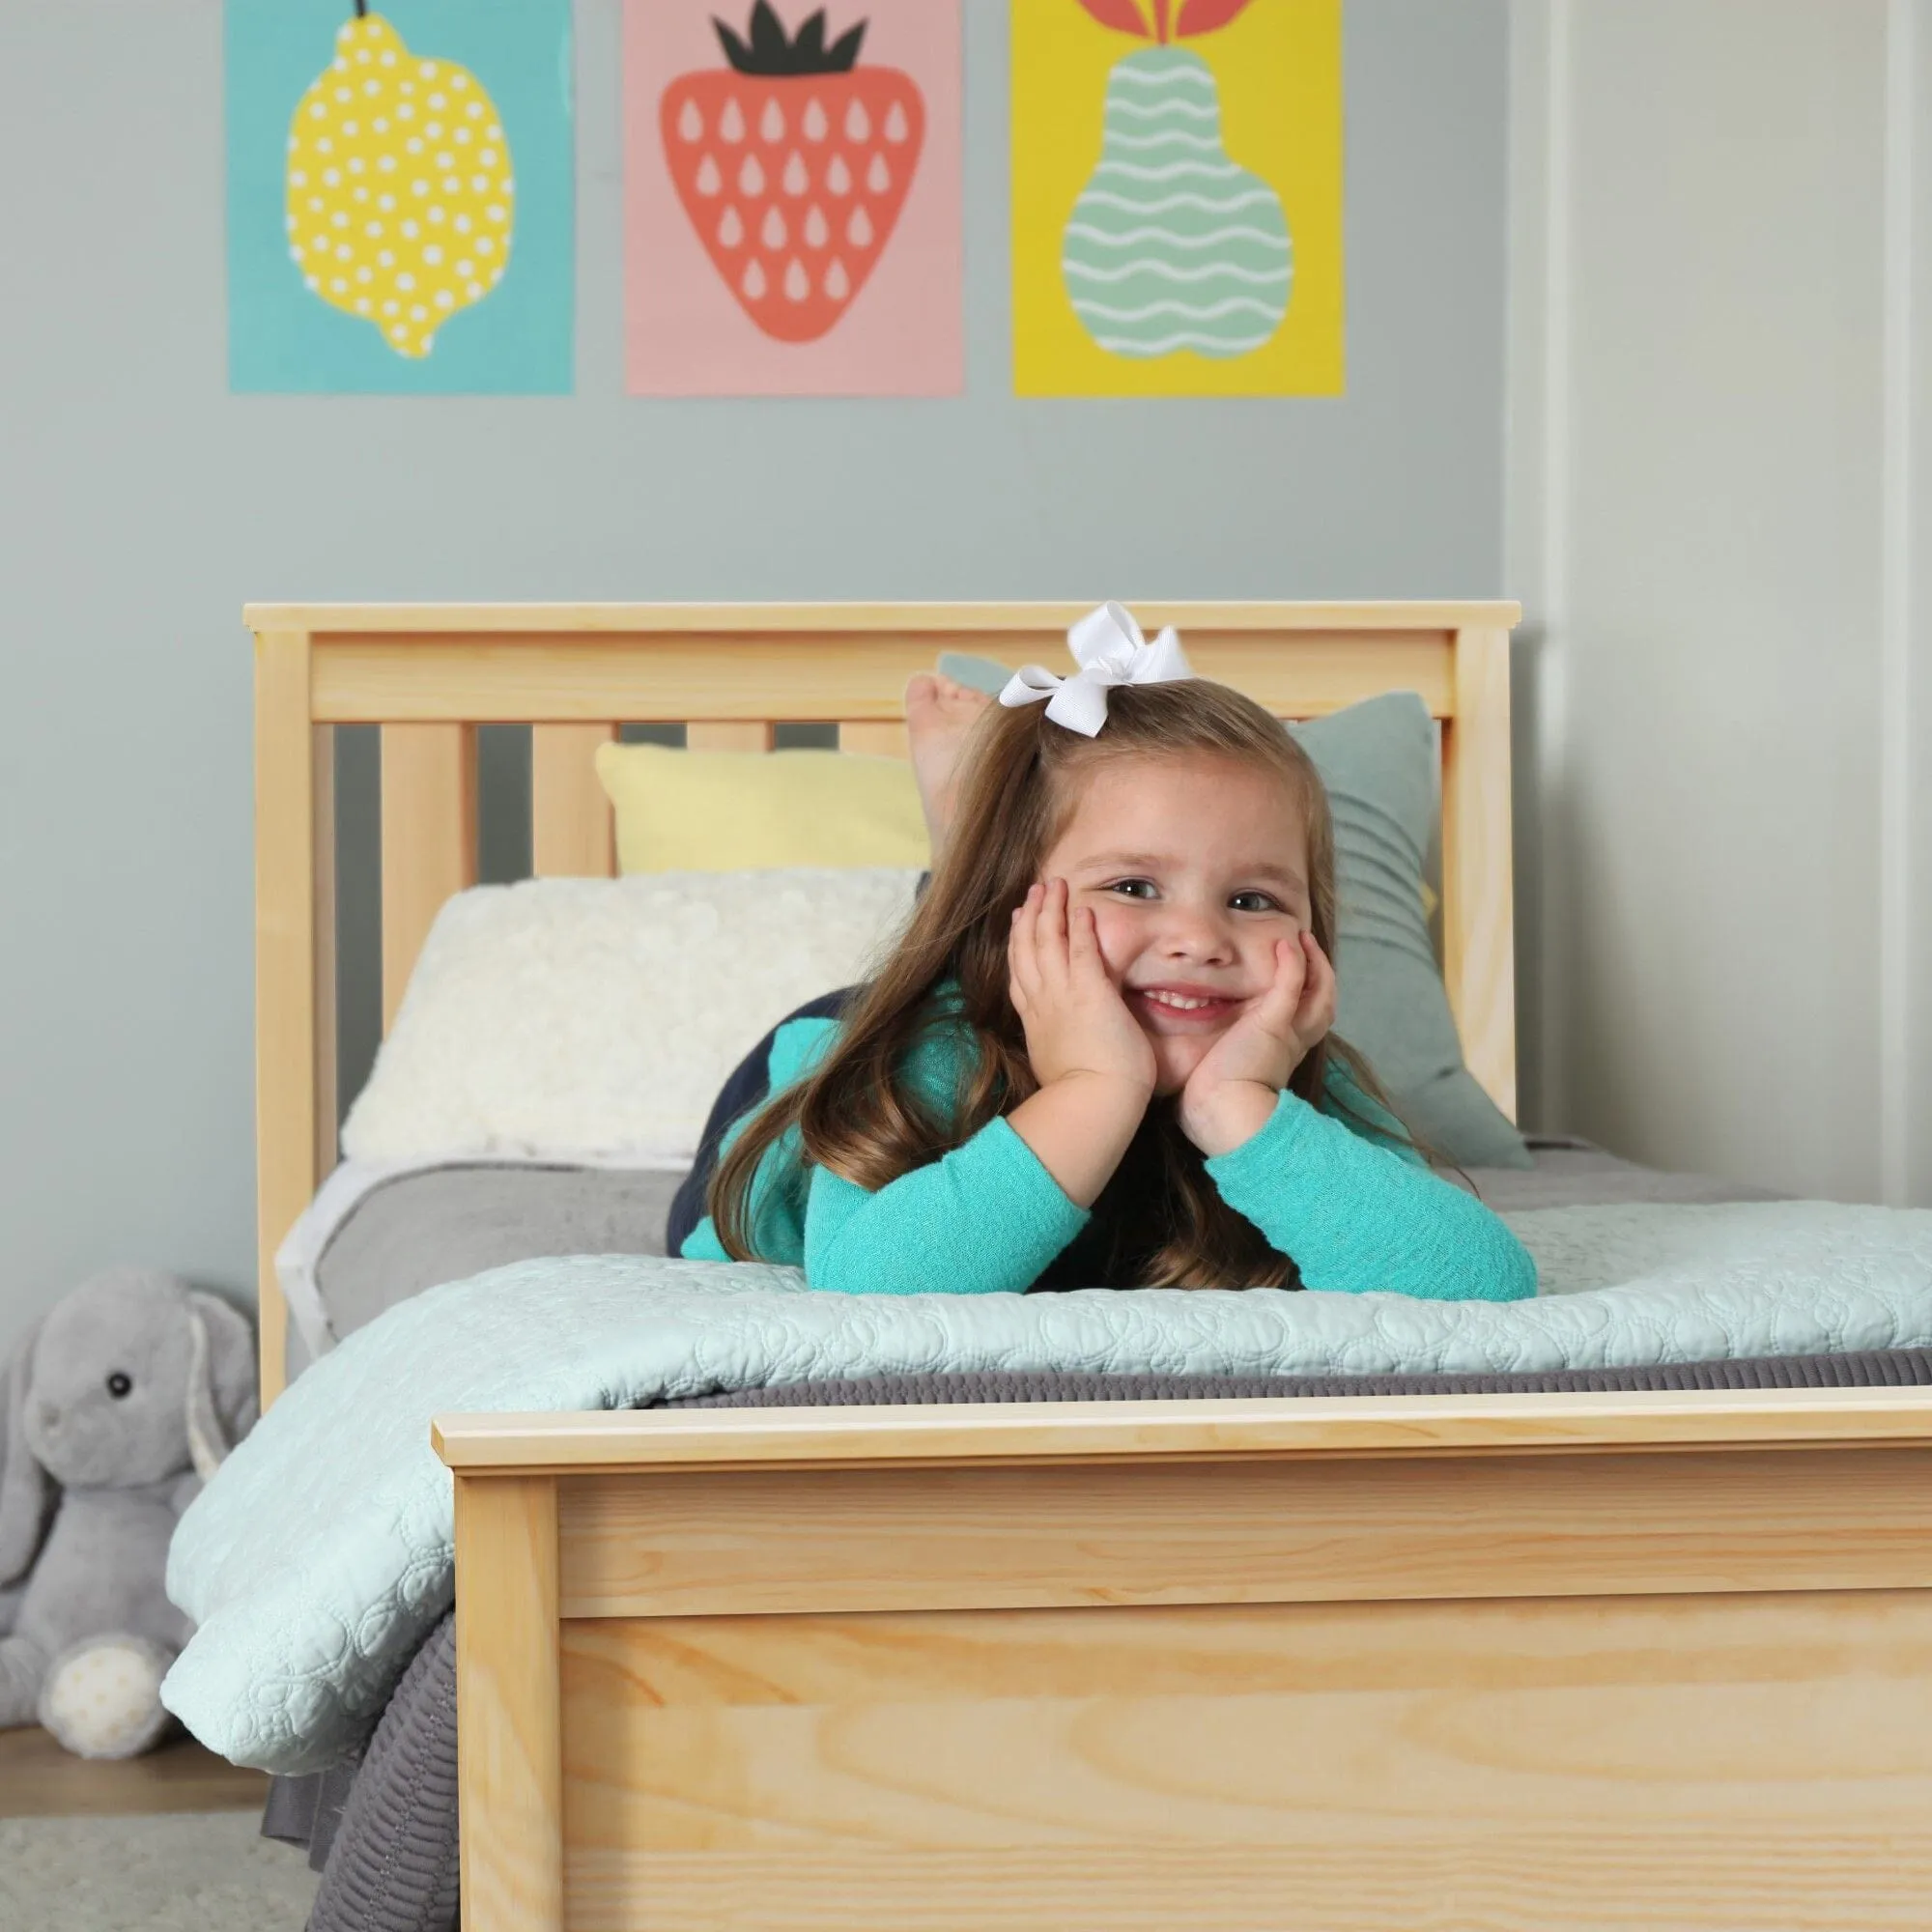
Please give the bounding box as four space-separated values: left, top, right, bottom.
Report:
681 1010 1537 1302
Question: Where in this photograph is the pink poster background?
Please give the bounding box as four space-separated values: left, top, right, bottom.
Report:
625 0 961 395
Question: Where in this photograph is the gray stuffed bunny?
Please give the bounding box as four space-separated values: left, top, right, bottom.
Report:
0 1267 255 1758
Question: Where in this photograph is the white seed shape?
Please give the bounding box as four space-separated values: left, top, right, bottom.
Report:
804 204 829 248
738 153 764 195
678 100 703 142
782 150 809 196
784 257 810 300
844 99 869 142
719 99 745 142
760 99 784 143
761 206 787 249
717 205 744 247
847 205 873 248
696 154 722 196
803 98 828 141
867 153 891 194
825 258 850 300
826 154 851 196
885 102 910 143
741 257 767 299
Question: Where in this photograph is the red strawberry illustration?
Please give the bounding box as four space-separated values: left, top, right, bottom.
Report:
661 3 925 342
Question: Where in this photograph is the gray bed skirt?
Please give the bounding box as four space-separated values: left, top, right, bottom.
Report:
270 1347 1932 1932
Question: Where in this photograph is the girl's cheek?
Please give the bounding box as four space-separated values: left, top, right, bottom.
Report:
1085 903 1137 980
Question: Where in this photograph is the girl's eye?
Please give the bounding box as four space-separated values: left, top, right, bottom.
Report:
1229 892 1283 914
1105 879 1158 900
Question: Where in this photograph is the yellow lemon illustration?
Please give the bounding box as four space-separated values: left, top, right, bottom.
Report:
284 11 515 358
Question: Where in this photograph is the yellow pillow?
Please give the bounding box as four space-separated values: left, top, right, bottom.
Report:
594 742 931 873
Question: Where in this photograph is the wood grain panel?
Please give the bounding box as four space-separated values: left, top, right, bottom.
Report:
379 722 477 1029
310 723 337 1174
310 634 1456 724
685 722 776 752
253 629 315 1410
838 720 912 758
456 1475 562 1932
531 723 616 878
557 1593 1932 1930
1443 623 1518 1120
555 1446 1932 1619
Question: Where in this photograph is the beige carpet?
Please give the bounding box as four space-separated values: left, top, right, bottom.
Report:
0 1811 319 1931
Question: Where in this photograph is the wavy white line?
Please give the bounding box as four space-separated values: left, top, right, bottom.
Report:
1095 158 1242 183
1093 327 1277 355
1110 63 1216 94
1102 129 1222 153
1066 220 1291 253
1064 256 1292 287
1071 295 1285 323
1075 189 1280 216
1108 98 1218 122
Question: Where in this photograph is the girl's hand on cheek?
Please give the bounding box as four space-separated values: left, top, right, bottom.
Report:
1179 931 1337 1156
1008 879 1157 1100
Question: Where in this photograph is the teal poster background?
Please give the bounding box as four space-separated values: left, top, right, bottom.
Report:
227 0 573 393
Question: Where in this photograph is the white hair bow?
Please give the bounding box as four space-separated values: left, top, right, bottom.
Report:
997 602 1194 738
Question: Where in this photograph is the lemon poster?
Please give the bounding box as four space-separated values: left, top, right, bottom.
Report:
227 0 574 393
1012 0 1343 397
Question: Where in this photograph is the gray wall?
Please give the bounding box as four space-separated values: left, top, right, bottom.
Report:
1509 0 1932 1205
0 0 1510 1352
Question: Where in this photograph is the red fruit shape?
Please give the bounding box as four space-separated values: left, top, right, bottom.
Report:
661 4 925 343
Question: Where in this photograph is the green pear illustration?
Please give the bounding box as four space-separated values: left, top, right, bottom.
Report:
1061 0 1291 358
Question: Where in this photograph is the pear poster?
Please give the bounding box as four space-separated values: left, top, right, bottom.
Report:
227 0 574 393
1012 0 1344 397
625 0 962 396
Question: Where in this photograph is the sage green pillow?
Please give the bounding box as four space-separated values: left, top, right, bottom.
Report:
936 656 1530 1169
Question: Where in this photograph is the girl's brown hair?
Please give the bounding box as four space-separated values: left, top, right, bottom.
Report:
709 678 1414 1289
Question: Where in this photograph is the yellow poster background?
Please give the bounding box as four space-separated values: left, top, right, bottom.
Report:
1011 0 1344 396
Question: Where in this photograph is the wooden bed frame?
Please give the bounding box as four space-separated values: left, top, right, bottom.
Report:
249 603 1932 1932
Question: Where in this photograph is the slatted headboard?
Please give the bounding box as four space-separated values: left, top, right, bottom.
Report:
248 601 1520 1402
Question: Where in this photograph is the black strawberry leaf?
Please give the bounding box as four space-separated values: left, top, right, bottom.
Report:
711 2 868 73
749 0 790 66
824 20 867 70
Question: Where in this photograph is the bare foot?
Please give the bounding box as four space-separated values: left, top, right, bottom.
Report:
905 672 995 850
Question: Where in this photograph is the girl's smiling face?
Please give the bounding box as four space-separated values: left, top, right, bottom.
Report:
1036 753 1312 1094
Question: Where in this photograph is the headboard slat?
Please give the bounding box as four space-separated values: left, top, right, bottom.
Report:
380 724 479 1029
532 724 618 879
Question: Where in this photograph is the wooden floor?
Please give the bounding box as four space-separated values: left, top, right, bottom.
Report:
0 1724 268 1818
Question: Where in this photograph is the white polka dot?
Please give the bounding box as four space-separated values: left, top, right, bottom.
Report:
391 324 408 341
412 179 429 195
308 196 324 213
332 56 349 72
428 206 446 224
487 125 502 142
427 123 444 141
379 193 395 211
456 258 473 277
402 218 419 237
381 49 396 66
436 153 454 171
378 249 394 266
363 78 380 95
343 120 359 137
374 118 389 134
397 271 415 290
435 290 453 308
487 204 505 222
379 154 397 172
355 298 372 313
479 149 499 170
330 210 348 227
467 100 484 119
290 170 307 187
429 94 445 110
309 102 326 119
309 234 328 252
454 74 470 91
288 242 302 259
356 266 372 283
468 281 483 298
407 137 424 155
305 274 321 290
475 236 495 255
397 101 414 120
469 174 488 192
316 137 333 154
349 156 365 174
502 178 515 196
444 176 462 193
323 167 340 185
334 85 352 101
366 221 384 237
334 242 352 260
411 302 427 320
454 128 472 145
454 213 471 233
330 276 347 293
285 215 298 234
424 244 443 264
383 299 399 314
421 61 439 77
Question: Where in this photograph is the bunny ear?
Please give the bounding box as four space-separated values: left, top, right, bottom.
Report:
1073 0 1153 38
184 1294 259 1481
0 1318 52 1587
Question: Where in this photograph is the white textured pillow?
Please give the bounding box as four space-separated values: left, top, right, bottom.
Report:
341 868 921 1165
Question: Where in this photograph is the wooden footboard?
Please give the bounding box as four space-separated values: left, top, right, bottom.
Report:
435 1392 1932 1932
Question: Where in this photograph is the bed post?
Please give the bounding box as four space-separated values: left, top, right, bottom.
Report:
254 626 323 1409
1442 623 1519 1122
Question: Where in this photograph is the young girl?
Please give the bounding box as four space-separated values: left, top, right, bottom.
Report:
681 610 1536 1301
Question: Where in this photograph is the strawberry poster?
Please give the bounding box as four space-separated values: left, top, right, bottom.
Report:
626 0 961 395
1011 0 1344 397
227 0 574 393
